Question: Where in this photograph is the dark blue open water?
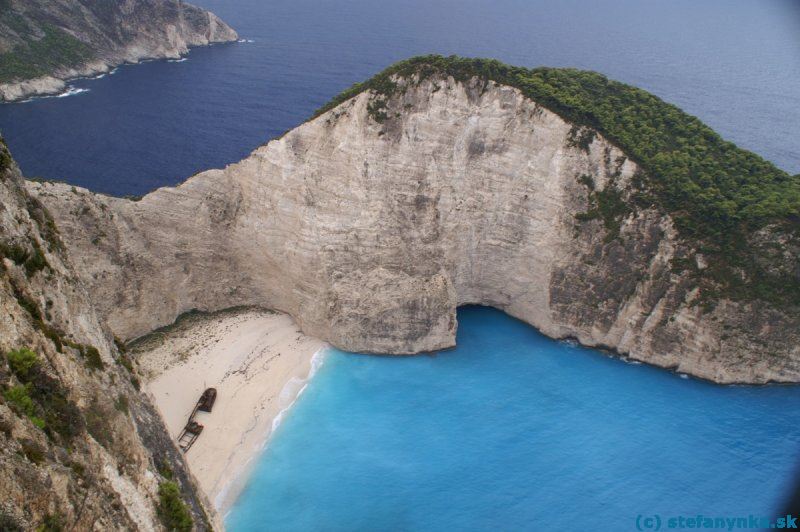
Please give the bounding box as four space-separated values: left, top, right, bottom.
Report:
227 307 800 531
1 2 798 529
0 0 798 195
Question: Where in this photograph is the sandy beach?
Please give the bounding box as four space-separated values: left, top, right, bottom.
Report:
130 308 326 513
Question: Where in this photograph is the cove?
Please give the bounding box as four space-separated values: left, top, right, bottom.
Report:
226 306 800 531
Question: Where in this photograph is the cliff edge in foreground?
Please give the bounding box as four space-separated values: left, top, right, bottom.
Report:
0 0 237 102
1 141 214 531
30 56 800 384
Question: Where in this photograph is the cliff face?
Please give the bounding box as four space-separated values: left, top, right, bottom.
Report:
0 0 237 102
29 74 800 384
0 143 213 530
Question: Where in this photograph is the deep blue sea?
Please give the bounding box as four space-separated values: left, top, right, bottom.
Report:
1 1 799 529
0 0 798 195
227 307 800 531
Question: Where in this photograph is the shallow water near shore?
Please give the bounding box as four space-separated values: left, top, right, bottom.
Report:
225 307 800 531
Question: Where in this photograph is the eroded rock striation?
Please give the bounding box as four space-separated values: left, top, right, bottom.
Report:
0 0 237 102
29 58 800 384
0 141 213 530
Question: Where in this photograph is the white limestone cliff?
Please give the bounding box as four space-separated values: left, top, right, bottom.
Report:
29 75 800 384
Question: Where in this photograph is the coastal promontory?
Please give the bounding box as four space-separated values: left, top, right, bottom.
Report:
0 0 237 102
29 56 800 384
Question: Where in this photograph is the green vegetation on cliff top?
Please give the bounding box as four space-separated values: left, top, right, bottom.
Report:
0 23 94 83
316 55 799 306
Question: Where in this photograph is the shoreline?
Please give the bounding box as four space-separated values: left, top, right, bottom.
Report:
216 346 328 515
0 40 241 104
129 307 326 516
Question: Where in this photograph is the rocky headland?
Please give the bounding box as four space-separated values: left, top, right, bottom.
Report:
2 55 799 529
0 0 237 102
28 56 800 384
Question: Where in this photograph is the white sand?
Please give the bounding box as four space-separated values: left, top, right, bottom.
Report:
131 308 326 512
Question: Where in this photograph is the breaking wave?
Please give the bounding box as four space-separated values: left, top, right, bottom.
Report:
19 86 89 103
57 87 90 98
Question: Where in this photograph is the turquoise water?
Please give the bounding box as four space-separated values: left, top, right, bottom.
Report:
0 1 796 527
226 307 800 531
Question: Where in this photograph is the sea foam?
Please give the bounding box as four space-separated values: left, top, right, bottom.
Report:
215 346 329 513
270 347 328 436
57 87 90 98
19 86 89 103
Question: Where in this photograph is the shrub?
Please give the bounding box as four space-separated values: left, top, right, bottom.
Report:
69 460 86 480
575 181 632 242
36 513 64 532
23 243 48 276
4 384 36 419
0 241 49 276
30 373 82 441
157 481 193 531
6 347 38 381
82 346 104 371
0 136 11 174
63 341 105 371
117 353 134 373
1 347 81 440
19 439 44 464
157 461 174 480
0 242 28 264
